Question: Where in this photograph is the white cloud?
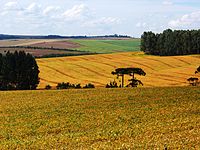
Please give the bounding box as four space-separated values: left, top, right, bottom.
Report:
168 11 200 28
26 3 42 14
162 0 173 6
136 22 147 28
3 1 22 11
83 17 120 27
43 6 60 16
4 1 17 9
1 1 23 16
62 4 90 21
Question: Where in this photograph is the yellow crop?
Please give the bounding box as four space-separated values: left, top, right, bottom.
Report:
0 87 200 149
37 52 200 88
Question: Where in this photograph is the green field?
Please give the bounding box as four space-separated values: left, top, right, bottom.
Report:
1 87 200 149
70 39 140 53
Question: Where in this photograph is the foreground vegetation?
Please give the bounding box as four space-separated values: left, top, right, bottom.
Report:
0 87 199 149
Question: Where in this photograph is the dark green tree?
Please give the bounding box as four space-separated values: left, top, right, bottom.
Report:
112 68 129 87
126 67 146 87
0 51 40 90
106 80 118 88
141 31 157 54
141 29 200 56
83 83 95 88
195 66 200 74
112 67 146 87
187 77 199 86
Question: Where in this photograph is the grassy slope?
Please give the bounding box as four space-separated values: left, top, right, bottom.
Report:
37 52 200 88
69 39 140 53
0 39 140 53
0 87 200 149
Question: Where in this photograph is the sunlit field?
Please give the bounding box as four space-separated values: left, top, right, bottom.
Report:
37 52 200 89
0 87 199 149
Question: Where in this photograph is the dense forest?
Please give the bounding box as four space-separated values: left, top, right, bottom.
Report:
0 51 39 90
141 29 200 56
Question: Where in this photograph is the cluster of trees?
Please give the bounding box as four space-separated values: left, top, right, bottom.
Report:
195 66 200 74
0 51 39 90
141 29 200 56
45 82 95 90
187 66 200 86
106 67 146 88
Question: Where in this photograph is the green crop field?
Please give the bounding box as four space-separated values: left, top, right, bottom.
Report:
0 87 200 149
69 39 140 53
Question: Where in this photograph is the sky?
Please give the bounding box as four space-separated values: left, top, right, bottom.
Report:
0 0 200 37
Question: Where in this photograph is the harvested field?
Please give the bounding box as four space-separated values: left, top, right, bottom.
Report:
0 39 63 47
0 48 73 57
37 52 200 88
30 41 81 49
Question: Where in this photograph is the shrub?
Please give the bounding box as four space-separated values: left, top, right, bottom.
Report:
56 82 71 89
75 84 82 89
45 85 52 90
106 80 118 88
56 82 83 89
187 77 199 86
83 83 95 88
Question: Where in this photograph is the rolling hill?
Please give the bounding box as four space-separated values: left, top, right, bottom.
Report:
37 52 200 89
0 38 140 57
68 39 140 53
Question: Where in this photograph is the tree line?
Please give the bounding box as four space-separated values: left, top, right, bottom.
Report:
0 51 39 90
0 34 131 40
141 29 200 56
187 66 200 86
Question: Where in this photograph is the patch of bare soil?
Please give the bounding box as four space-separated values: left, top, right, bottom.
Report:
30 41 81 49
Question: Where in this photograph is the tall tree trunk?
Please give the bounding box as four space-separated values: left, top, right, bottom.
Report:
122 74 124 88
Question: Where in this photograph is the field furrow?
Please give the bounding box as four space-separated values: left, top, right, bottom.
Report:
40 64 77 79
37 52 200 88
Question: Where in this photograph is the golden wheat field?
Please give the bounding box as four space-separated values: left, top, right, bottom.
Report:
37 52 200 88
0 87 200 149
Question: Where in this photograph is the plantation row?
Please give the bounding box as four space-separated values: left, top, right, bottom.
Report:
141 29 200 56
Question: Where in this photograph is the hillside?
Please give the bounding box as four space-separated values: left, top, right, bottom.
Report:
0 38 140 57
1 87 199 149
37 52 200 88
68 39 140 53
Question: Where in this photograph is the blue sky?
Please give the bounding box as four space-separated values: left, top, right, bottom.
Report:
0 0 200 37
